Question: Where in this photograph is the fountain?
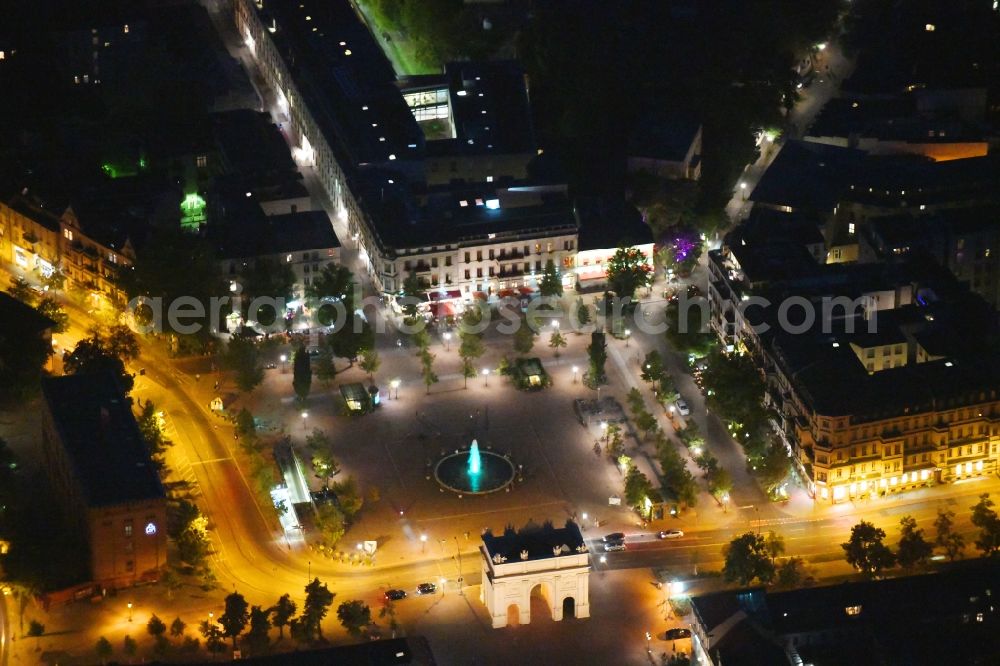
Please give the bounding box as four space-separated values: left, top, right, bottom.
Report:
434 439 515 495
469 440 482 476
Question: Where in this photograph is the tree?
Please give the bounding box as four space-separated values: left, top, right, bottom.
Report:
103 324 140 361
331 477 364 519
722 532 775 586
0 303 52 400
220 591 250 649
245 605 271 654
95 636 113 664
63 336 134 393
302 578 336 640
41 268 66 294
764 531 785 563
123 635 137 659
359 347 381 382
36 297 68 333
934 509 965 561
897 515 933 570
708 467 733 499
307 263 355 317
315 502 347 548
513 319 536 356
399 270 428 318
539 259 563 297
199 620 225 654
292 345 312 402
379 598 400 638
641 350 666 384
315 352 337 387
336 600 372 637
586 330 607 386
7 276 36 304
170 617 187 638
238 257 295 325
224 337 264 393
775 557 807 589
575 299 591 329
458 327 485 389
635 410 659 441
971 493 1000 556
605 246 653 300
271 594 297 639
624 464 658 510
419 348 438 394
842 521 896 578
147 614 167 639
236 408 257 441
548 331 567 361
656 436 698 508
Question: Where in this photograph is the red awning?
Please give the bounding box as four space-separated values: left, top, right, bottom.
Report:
429 301 458 319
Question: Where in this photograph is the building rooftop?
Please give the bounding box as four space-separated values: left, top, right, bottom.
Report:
209 205 339 260
575 197 652 251
627 113 701 162
258 0 423 168
41 372 165 507
211 109 298 182
482 521 586 564
748 140 866 213
0 293 56 336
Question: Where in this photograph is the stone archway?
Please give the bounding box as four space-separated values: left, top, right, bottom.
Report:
506 603 521 627
530 582 554 621
562 596 576 619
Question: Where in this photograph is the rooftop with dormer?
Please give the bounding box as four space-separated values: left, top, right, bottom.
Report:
481 521 588 567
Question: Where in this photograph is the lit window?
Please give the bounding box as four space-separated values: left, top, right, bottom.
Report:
124 520 133 538
286 254 293 263
976 460 984 472
124 24 130 34
925 23 935 31
845 605 862 616
848 222 855 235
196 155 207 168
64 229 74 241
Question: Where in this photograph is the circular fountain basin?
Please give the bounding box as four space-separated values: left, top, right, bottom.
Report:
434 449 516 495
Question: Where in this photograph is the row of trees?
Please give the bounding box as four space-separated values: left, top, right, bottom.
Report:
723 495 1000 587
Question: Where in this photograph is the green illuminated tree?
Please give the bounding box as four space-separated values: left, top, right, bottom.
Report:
6 276 36 304
539 259 563 298
548 330 567 361
36 297 68 333
359 347 381 382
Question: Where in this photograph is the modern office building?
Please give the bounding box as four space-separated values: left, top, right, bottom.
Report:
40 373 167 589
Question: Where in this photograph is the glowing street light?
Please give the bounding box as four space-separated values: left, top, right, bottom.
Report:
390 378 400 399
301 411 309 431
443 331 452 351
127 601 133 622
572 365 579 383
624 328 631 347
482 368 490 387
420 533 428 553
552 320 560 330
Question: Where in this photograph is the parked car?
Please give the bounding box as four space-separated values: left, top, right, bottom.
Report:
416 582 437 595
602 532 626 543
657 530 684 539
674 399 690 416
384 589 407 601
665 627 692 640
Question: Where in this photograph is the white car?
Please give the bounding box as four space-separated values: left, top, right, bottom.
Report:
658 530 684 539
674 399 690 416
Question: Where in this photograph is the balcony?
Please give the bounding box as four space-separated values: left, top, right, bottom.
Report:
498 266 526 278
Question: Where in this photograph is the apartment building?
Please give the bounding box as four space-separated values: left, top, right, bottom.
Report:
0 193 62 279
40 373 167 589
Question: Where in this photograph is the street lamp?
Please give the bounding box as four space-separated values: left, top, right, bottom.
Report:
127 601 133 622
601 421 608 444
572 365 579 383
280 353 287 373
482 368 490 387
420 533 427 554
443 331 451 351
624 328 631 347
390 378 400 399
552 320 560 330
740 181 748 201
301 411 309 431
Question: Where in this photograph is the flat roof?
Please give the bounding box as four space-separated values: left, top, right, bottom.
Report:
259 0 423 167
628 113 700 162
210 203 339 259
482 521 586 564
42 372 165 507
748 140 866 213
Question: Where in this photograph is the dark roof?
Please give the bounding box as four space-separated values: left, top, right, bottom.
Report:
843 154 1000 208
425 61 535 157
628 113 700 162
807 96 985 142
211 110 298 182
0 293 56 335
210 207 339 260
482 521 585 563
575 197 652 251
42 372 165 507
748 140 866 213
68 175 181 252
5 194 62 233
359 177 578 251
260 0 423 168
